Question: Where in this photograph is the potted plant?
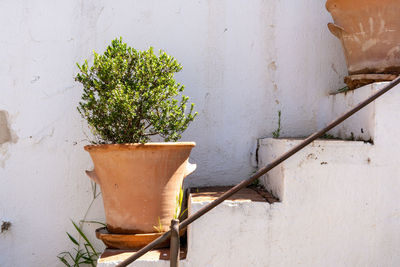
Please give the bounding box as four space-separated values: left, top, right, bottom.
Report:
75 38 197 239
326 0 400 88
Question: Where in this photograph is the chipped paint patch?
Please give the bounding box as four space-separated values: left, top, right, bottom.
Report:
30 76 40 84
0 111 18 168
0 111 17 145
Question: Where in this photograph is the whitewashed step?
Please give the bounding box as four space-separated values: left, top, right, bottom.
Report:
327 82 400 147
97 249 172 267
257 137 400 266
97 187 274 267
186 187 275 267
258 138 374 201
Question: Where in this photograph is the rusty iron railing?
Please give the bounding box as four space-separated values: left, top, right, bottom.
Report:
116 76 400 267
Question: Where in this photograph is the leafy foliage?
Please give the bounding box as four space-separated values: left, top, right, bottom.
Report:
57 221 100 267
76 38 197 144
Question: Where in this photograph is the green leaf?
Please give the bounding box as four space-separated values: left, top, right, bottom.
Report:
66 232 79 246
57 255 71 267
71 221 96 254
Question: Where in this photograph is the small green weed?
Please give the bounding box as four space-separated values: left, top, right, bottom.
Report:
58 181 103 266
174 187 188 219
272 110 282 138
57 221 100 267
337 86 350 93
153 187 187 232
251 178 260 186
153 217 164 233
321 133 337 139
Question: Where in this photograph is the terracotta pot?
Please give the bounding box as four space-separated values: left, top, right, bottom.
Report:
326 0 400 75
85 142 196 234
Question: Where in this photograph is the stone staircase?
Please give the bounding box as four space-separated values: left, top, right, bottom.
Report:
97 82 400 267
97 187 275 267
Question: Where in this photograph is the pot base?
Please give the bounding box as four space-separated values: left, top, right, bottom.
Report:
344 74 398 90
95 227 170 250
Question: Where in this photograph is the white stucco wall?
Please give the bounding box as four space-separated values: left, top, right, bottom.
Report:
0 0 348 266
274 0 348 137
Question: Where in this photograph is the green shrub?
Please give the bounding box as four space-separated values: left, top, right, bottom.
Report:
75 38 196 144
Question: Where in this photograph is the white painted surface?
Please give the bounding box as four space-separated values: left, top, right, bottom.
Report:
274 0 348 138
98 256 170 267
100 262 169 267
97 195 273 267
258 139 400 266
103 118 400 267
100 80 400 267
186 196 273 267
328 86 376 141
257 83 400 266
320 81 397 147
184 138 383 267
0 0 352 266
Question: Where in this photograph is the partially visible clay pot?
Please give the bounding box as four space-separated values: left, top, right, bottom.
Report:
326 0 400 75
85 142 196 234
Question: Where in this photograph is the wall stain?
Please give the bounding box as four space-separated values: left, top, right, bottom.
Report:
0 111 12 145
1 221 11 233
268 61 277 71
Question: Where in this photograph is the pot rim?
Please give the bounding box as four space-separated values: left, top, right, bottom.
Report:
326 0 391 12
84 142 196 151
325 0 334 11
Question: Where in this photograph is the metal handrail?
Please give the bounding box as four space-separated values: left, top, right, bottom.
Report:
116 76 400 267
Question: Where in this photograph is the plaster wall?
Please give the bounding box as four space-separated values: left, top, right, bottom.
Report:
274 0 348 137
0 0 347 266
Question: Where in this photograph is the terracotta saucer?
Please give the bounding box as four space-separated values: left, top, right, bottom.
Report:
344 74 397 90
95 227 170 250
